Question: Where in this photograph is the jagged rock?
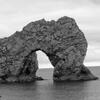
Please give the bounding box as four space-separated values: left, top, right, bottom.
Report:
0 16 98 83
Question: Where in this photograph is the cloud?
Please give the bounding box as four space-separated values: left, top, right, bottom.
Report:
90 0 100 5
0 5 100 36
85 43 100 62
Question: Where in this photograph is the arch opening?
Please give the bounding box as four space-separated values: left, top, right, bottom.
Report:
36 50 53 79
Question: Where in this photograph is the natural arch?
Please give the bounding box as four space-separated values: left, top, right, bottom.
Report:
0 16 98 83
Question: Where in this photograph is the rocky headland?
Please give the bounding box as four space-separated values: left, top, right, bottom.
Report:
0 16 98 83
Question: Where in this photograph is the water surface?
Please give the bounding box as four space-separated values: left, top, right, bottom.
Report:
0 67 100 100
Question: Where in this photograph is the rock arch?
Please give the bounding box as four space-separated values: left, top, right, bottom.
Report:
0 16 98 82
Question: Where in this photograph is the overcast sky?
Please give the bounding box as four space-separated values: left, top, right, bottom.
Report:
0 0 100 68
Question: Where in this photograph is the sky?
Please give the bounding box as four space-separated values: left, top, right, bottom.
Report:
0 0 100 68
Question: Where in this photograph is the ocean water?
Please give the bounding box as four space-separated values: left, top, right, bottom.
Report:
0 67 100 100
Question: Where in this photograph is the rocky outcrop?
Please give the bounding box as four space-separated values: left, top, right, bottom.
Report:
0 16 98 83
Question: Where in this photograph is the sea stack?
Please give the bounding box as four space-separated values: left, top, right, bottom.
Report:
0 16 98 82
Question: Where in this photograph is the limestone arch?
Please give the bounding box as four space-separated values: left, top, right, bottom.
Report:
0 16 98 82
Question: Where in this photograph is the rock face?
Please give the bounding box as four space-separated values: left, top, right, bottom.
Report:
0 16 98 82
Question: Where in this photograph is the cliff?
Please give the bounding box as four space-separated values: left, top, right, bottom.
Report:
0 16 98 82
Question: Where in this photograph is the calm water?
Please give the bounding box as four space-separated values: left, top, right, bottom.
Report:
0 67 100 100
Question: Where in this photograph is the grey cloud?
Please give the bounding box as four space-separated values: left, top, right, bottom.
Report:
90 0 100 4
85 32 100 43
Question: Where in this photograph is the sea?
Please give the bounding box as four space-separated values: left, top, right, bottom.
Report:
0 67 100 100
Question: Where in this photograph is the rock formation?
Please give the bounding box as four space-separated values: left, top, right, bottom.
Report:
0 16 98 83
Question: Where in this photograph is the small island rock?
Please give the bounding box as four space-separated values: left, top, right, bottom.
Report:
0 16 98 82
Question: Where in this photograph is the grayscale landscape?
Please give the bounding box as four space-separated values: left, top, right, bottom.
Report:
0 0 100 100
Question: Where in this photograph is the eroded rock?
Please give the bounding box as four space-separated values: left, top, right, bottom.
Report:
0 16 98 82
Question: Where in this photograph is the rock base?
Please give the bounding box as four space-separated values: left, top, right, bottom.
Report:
53 66 98 82
0 76 44 83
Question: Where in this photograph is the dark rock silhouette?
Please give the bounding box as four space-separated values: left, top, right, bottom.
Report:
0 16 98 82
